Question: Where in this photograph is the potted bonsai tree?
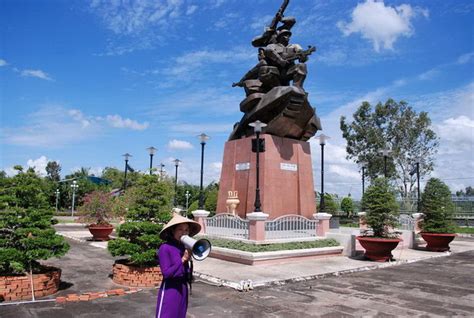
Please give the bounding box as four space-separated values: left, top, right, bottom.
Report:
0 167 70 301
107 174 174 287
77 190 115 241
419 178 456 251
357 177 401 262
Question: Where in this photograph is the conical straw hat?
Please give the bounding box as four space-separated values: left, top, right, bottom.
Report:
159 213 201 240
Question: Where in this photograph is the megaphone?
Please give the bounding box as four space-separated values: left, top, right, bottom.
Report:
180 235 212 261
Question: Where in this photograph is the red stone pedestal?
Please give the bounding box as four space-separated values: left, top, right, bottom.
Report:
216 134 316 219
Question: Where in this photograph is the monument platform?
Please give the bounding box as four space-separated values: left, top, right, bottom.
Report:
216 134 316 219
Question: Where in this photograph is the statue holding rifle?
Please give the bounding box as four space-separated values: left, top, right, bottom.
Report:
229 0 321 142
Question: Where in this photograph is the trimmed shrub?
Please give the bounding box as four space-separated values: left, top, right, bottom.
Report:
108 175 173 266
361 178 399 238
420 178 456 234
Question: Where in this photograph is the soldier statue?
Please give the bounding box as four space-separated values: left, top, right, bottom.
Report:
229 0 321 142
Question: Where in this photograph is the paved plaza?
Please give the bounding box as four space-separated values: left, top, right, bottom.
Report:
1 225 473 317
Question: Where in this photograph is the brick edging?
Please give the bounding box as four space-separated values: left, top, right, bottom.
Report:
55 287 142 303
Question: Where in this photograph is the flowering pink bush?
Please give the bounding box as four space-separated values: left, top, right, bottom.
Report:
78 190 115 225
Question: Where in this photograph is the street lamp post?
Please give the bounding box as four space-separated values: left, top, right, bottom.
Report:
197 133 210 210
185 190 191 212
410 160 421 212
173 159 181 207
317 134 330 212
249 120 267 213
379 148 392 178
146 146 157 175
416 161 421 212
359 161 368 197
55 189 60 213
159 163 165 178
122 153 132 190
70 181 78 217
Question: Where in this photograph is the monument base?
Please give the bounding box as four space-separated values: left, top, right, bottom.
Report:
216 134 316 219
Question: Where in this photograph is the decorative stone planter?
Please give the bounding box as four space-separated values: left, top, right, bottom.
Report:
88 224 114 241
0 267 61 301
356 236 402 262
421 233 456 252
112 260 162 287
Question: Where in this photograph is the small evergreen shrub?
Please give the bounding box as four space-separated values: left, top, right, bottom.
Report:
420 178 456 234
0 168 69 275
108 175 174 266
0 208 70 275
361 178 399 238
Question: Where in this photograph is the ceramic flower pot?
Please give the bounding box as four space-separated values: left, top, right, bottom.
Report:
88 224 114 241
356 236 402 262
420 233 456 252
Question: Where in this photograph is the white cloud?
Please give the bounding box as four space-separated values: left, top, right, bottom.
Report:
337 0 428 52
457 52 474 64
90 0 184 35
186 5 198 15
436 115 474 155
2 105 149 147
417 69 439 81
169 123 233 134
21 69 53 81
106 114 149 130
168 139 194 150
0 59 7 66
27 156 50 177
162 47 254 79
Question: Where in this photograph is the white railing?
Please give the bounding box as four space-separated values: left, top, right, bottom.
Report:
265 215 318 240
205 213 249 239
398 214 415 231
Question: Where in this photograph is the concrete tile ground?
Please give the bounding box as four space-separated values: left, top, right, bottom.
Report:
1 225 473 317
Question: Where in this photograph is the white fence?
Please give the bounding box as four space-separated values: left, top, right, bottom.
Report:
265 215 318 240
398 214 415 231
205 213 249 239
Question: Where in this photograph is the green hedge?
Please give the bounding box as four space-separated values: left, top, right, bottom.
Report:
201 237 340 252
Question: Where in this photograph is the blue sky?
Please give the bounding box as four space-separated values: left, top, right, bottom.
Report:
1 0 473 199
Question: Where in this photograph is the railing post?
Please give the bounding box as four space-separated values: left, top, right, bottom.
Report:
358 212 367 230
411 213 423 234
247 212 268 241
314 213 332 237
192 210 210 235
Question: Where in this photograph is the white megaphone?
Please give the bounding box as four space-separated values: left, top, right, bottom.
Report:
180 235 212 261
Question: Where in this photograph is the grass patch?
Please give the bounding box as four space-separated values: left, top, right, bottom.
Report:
202 237 340 252
456 227 474 234
340 223 359 228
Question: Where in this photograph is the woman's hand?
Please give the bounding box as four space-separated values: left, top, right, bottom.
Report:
181 249 191 263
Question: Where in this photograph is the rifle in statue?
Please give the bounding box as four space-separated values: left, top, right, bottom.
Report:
251 0 290 48
286 46 316 63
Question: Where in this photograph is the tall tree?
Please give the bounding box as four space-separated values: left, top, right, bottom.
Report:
340 99 439 199
46 161 61 181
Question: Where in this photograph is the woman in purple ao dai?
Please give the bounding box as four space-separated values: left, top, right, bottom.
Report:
155 214 201 318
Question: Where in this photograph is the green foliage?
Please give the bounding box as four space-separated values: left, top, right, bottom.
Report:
0 207 70 275
200 237 340 252
340 197 355 218
455 227 474 234
340 99 438 199
204 182 219 214
187 200 199 217
317 193 338 214
456 186 474 197
0 168 50 209
361 178 399 238
46 161 61 182
107 175 173 266
420 178 456 234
